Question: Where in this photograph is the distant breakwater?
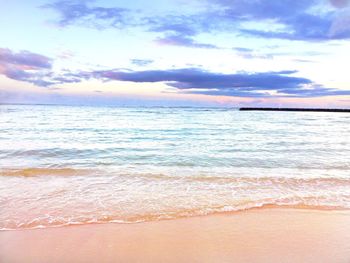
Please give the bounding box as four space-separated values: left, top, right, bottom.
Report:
239 107 350 113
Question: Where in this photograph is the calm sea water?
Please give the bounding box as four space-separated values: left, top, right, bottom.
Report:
0 105 349 230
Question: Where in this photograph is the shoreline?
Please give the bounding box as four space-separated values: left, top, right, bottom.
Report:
1 208 350 263
1 204 349 232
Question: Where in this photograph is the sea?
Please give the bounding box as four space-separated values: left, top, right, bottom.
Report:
0 104 349 230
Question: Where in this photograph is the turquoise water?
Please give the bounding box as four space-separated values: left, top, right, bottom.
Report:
0 105 350 229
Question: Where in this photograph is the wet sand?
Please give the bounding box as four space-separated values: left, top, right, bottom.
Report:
1 208 350 263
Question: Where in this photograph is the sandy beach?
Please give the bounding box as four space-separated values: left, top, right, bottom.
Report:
1 208 350 263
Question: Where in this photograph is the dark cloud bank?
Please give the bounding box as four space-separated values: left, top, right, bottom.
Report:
94 68 349 97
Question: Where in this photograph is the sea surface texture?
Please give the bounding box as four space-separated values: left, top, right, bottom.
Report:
0 105 349 230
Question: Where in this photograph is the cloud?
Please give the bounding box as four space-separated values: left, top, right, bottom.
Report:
130 59 154 67
0 48 51 69
233 47 273 59
143 13 222 48
210 0 350 41
213 0 314 20
155 34 219 49
329 0 350 8
147 0 350 42
0 48 54 86
56 49 75 60
42 0 129 28
141 0 350 42
42 0 350 44
0 48 88 87
239 14 345 41
43 1 220 48
92 68 349 98
328 0 350 37
293 59 315 63
145 15 201 37
2 48 348 98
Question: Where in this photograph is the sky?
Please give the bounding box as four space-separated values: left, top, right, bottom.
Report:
0 0 350 107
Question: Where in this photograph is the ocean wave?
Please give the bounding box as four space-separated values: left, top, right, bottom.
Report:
2 167 350 182
1 168 350 231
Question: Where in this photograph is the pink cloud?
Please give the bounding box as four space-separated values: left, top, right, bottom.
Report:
0 48 52 86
